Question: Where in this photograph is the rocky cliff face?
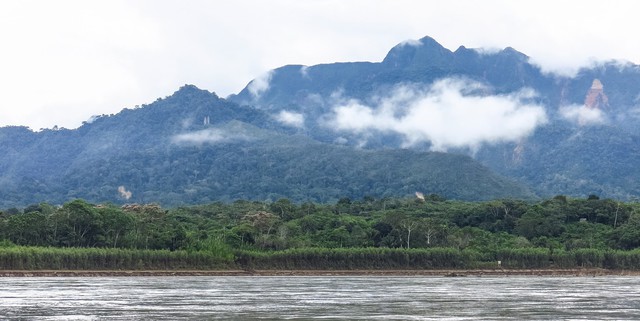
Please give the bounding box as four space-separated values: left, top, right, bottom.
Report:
584 79 609 109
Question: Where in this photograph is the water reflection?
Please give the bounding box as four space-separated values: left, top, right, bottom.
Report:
0 276 639 320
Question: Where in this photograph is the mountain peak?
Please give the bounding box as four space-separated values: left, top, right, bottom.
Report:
382 35 453 68
174 84 217 97
164 84 220 105
417 35 445 48
500 46 529 61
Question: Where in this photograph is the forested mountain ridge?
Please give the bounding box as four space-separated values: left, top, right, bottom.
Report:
233 36 640 120
0 85 533 207
230 36 640 200
3 35 640 206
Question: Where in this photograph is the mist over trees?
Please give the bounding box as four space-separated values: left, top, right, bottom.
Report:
4 36 640 207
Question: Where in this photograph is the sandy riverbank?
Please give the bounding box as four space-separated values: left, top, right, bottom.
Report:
1 269 639 277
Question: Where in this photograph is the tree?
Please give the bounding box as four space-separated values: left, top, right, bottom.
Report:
335 197 352 215
400 219 418 249
122 203 178 249
609 209 640 250
54 200 104 247
230 223 257 246
423 218 442 246
514 205 564 240
6 211 49 246
269 199 299 220
97 206 134 248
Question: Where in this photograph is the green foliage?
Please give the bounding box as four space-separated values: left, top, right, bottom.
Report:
0 246 233 270
496 248 550 269
0 85 536 208
234 247 476 270
0 239 16 248
186 235 234 262
1 196 640 270
514 205 565 239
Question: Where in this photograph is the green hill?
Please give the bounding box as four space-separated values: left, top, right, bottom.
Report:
0 86 533 207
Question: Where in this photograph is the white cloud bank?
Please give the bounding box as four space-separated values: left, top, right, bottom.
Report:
559 105 606 125
328 79 548 151
275 110 305 128
171 128 251 145
247 70 273 99
3 1 640 130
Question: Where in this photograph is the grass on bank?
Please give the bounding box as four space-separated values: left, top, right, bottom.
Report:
3 243 640 271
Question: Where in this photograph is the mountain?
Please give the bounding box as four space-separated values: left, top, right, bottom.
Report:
0 85 533 208
230 36 640 200
4 35 640 207
231 36 554 111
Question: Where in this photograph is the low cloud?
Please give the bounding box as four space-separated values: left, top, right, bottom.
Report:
399 38 422 47
628 107 640 120
118 186 132 200
171 128 251 145
327 78 548 151
247 70 273 99
299 66 310 78
559 104 606 125
275 110 305 128
472 47 503 56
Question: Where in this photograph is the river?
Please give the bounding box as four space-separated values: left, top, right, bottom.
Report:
0 276 639 320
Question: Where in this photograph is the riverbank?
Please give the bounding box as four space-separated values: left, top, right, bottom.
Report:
1 268 639 277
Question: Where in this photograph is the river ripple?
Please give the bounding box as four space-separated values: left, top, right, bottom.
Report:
0 276 639 320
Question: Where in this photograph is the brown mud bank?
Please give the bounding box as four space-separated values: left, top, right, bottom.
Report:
1 269 640 277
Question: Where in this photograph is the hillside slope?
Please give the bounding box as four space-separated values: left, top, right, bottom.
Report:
0 86 533 207
230 36 640 199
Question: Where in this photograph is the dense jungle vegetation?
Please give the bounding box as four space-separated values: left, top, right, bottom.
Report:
2 195 640 270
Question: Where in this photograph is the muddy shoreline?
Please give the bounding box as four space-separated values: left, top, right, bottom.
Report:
1 269 639 277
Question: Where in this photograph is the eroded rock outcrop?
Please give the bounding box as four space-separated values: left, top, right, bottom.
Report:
584 79 609 109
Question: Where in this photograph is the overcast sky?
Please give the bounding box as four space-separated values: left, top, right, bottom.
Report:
1 0 639 130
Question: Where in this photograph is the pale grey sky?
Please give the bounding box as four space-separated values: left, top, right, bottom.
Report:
1 0 638 130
